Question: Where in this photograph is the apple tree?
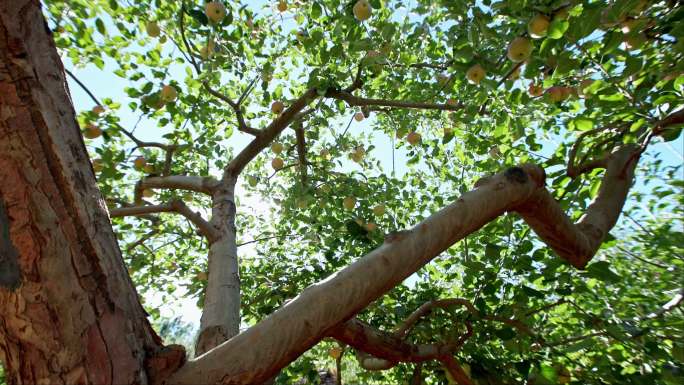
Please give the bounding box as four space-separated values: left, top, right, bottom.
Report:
0 0 683 384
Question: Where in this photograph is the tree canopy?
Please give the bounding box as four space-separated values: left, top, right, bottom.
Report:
15 0 684 383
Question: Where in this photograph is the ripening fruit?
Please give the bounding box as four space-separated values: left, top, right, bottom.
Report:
92 105 105 115
160 85 178 102
133 156 147 171
277 1 288 12
247 175 258 187
319 148 331 160
527 14 550 39
545 86 567 102
296 197 308 209
343 196 356 210
466 64 485 84
365 222 377 232
407 131 421 146
146 22 160 37
143 164 155 174
92 159 104 173
328 347 343 359
200 41 216 59
271 142 284 154
350 146 365 163
271 101 285 114
372 204 386 216
83 124 102 139
507 37 533 62
205 1 227 23
271 157 284 170
446 98 458 107
528 83 544 97
489 146 501 158
320 184 331 193
354 112 365 122
353 0 372 21
142 189 155 198
196 271 208 281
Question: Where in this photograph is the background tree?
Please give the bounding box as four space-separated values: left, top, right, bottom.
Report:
1 0 683 384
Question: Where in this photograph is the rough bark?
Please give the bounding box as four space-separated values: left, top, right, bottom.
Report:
0 1 165 384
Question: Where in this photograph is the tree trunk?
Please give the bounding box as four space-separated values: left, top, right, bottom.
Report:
0 1 164 383
195 177 240 356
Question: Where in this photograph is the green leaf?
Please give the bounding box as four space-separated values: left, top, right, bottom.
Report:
585 261 621 283
547 20 568 39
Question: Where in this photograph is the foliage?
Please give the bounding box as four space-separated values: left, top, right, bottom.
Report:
41 0 684 383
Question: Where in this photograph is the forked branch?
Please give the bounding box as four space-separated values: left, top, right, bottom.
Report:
110 199 219 242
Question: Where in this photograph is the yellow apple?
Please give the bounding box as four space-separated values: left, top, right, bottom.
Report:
92 159 104 173
507 37 533 62
407 131 421 146
328 347 343 359
92 105 105 115
277 1 287 13
200 41 216 60
488 146 501 158
353 0 372 21
205 1 227 23
142 189 155 198
271 157 284 170
160 85 178 102
528 14 550 39
466 64 485 84
372 204 386 216
83 124 102 139
271 100 285 114
133 156 147 171
271 142 284 154
354 112 365 122
143 164 155 174
320 148 331 159
146 21 160 37
343 196 356 210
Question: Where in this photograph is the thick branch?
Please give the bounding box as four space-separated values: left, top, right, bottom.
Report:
168 145 640 383
139 175 218 195
167 164 544 384
518 145 640 268
326 89 463 111
225 88 318 177
440 356 474 385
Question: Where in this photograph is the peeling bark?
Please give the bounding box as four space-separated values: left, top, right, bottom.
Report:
195 178 240 356
166 165 546 384
0 1 163 383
